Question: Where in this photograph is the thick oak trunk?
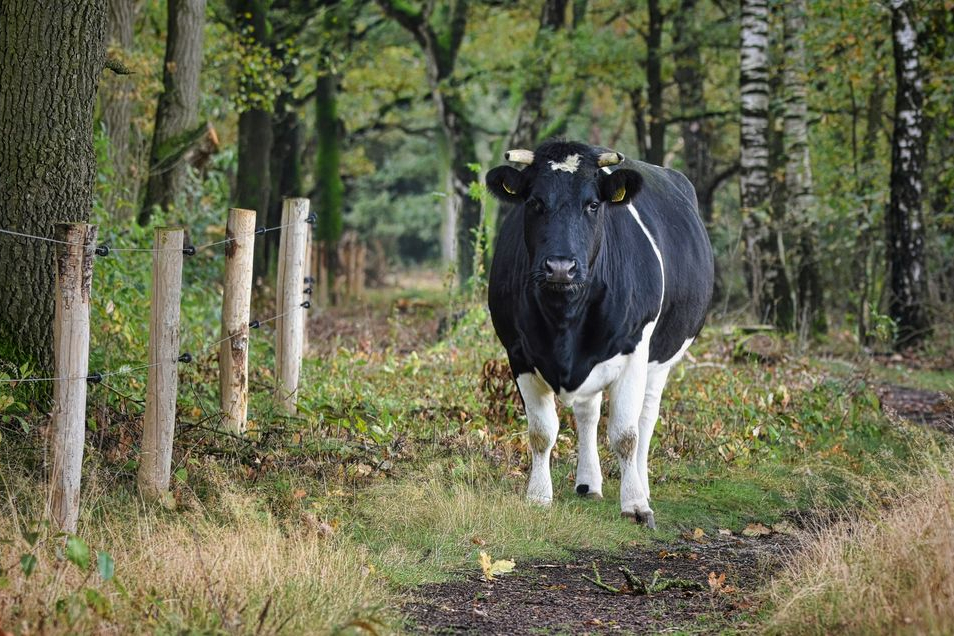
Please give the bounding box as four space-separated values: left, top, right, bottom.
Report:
139 0 205 225
0 1 107 370
886 0 930 348
645 0 665 166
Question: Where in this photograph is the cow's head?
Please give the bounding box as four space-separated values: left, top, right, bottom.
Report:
486 141 642 293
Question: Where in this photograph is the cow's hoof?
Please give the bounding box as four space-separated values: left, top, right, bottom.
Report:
576 484 603 500
622 510 656 530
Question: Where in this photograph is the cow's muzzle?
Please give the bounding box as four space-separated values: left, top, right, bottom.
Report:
544 257 578 285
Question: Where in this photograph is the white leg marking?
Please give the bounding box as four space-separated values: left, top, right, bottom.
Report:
607 324 654 519
637 366 670 501
573 393 603 499
517 372 560 505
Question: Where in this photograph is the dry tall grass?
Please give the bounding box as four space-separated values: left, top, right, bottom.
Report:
0 480 392 634
767 463 954 635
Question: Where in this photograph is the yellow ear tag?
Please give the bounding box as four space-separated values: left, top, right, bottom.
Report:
503 182 516 195
611 186 626 203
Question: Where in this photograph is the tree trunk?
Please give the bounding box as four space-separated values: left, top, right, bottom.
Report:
783 0 825 336
886 0 930 348
853 67 885 344
101 0 140 219
645 0 665 166
739 0 774 322
232 0 273 277
315 72 344 302
0 1 107 371
507 0 569 150
138 0 205 225
377 0 482 286
673 0 714 221
267 99 302 274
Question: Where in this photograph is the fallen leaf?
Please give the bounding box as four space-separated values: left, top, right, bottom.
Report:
478 551 515 580
741 522 772 537
718 528 733 536
708 571 726 594
292 488 307 499
471 536 486 546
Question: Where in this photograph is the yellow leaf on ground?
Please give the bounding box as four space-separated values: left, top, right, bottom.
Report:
478 551 515 580
772 520 798 535
718 528 733 536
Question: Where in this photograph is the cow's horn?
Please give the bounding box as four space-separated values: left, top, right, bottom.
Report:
505 149 535 164
597 151 624 167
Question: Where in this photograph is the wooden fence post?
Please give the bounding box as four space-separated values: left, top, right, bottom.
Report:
275 198 309 415
219 208 256 434
138 227 184 502
50 223 97 533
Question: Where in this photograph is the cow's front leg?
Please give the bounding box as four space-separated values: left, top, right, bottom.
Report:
516 373 560 505
573 393 603 499
607 350 654 528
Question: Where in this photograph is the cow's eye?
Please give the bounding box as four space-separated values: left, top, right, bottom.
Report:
586 201 599 214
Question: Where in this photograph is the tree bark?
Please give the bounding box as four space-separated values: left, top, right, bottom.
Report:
138 0 205 225
783 0 825 336
315 72 344 302
0 1 107 371
231 0 273 277
377 0 482 286
739 0 774 323
267 99 302 274
673 0 714 221
886 0 930 348
507 0 569 150
645 0 666 166
101 0 141 219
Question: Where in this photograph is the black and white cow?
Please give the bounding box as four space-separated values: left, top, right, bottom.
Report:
486 140 713 528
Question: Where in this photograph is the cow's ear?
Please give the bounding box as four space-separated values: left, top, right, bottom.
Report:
598 169 642 204
486 166 525 202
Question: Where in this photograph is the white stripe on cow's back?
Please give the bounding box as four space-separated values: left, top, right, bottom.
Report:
626 202 665 320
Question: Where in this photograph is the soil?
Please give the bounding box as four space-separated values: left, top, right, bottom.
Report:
876 384 954 434
404 533 795 635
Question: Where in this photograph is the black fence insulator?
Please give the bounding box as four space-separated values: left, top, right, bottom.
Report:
300 300 311 309
182 245 197 256
255 226 266 235
177 352 193 364
305 214 317 224
303 276 315 284
94 245 110 257
249 320 261 329
86 372 103 384
303 287 313 295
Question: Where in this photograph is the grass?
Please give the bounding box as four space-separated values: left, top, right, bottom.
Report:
765 459 954 635
1 288 952 634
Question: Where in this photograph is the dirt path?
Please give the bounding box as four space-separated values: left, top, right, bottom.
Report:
405 532 795 635
876 383 954 434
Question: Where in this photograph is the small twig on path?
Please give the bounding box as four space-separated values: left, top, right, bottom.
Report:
581 562 621 594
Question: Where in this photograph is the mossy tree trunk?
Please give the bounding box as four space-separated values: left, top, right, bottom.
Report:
138 0 205 225
0 1 107 371
315 72 344 303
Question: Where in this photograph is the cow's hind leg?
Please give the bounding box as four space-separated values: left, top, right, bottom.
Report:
573 393 603 500
607 350 653 528
516 373 560 505
636 366 670 503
